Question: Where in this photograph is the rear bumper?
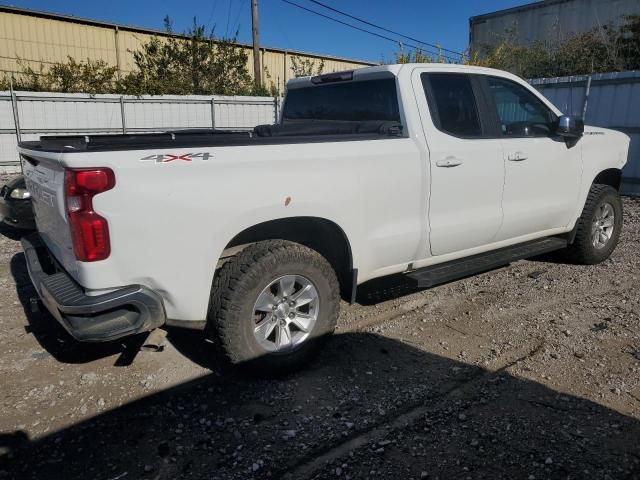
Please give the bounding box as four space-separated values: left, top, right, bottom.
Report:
21 233 166 342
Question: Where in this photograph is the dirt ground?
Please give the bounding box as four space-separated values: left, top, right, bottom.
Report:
0 188 639 479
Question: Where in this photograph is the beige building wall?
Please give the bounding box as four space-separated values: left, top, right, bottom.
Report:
0 6 374 91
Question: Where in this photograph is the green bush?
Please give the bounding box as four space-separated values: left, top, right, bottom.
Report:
117 17 254 96
1 58 118 94
387 47 445 64
466 15 640 78
1 16 276 96
289 56 324 77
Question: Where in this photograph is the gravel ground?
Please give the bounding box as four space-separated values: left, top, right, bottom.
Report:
0 189 639 479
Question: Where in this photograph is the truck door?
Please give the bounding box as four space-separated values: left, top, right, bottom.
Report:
413 71 505 256
481 75 582 240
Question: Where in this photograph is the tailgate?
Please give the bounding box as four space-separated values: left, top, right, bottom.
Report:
20 151 79 278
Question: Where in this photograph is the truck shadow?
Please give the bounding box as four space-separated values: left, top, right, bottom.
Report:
10 253 148 366
8 250 587 367
1 332 639 480
0 223 30 242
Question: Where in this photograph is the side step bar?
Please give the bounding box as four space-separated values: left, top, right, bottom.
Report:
405 237 567 288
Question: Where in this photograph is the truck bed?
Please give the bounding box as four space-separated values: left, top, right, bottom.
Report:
19 120 404 153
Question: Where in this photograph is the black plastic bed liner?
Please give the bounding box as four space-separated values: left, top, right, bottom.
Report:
18 120 404 153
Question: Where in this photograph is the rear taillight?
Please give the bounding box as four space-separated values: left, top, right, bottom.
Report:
64 168 115 262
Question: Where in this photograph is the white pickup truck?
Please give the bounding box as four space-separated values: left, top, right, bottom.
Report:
18 64 629 372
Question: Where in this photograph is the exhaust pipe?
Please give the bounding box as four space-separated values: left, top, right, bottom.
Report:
141 328 167 352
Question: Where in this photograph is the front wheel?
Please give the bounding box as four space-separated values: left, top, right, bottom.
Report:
207 240 340 373
563 184 623 265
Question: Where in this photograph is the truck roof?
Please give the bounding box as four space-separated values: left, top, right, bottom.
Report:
287 63 523 90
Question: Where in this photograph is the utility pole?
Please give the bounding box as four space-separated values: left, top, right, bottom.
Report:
251 0 262 88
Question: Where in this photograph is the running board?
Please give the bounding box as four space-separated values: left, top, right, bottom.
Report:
405 237 567 288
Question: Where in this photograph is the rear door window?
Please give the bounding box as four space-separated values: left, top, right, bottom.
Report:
421 73 483 138
282 78 400 122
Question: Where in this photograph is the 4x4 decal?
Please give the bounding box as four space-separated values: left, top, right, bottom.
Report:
140 152 212 163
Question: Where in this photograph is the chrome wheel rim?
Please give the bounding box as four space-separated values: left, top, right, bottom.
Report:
592 202 615 250
252 275 319 353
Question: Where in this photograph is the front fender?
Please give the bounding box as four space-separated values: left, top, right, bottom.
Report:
572 126 629 222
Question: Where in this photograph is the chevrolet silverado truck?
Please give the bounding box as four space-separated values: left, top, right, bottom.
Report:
17 64 629 371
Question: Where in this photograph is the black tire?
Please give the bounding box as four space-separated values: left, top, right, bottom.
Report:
563 184 623 265
207 240 340 373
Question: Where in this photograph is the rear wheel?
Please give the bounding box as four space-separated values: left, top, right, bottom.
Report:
563 184 623 264
207 240 340 373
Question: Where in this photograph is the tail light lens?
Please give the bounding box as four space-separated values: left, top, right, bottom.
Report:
64 168 115 262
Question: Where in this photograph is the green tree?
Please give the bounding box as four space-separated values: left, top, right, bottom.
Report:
289 56 325 77
465 15 640 78
118 17 254 95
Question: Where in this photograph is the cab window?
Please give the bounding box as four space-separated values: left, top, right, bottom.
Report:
486 76 557 137
421 73 483 138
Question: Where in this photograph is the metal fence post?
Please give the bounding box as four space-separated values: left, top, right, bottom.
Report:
9 79 23 173
274 96 279 124
9 80 22 143
582 75 592 120
119 96 127 134
211 97 216 129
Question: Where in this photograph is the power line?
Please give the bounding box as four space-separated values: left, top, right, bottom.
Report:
231 0 248 36
280 0 460 62
206 0 219 32
308 0 463 56
225 0 233 38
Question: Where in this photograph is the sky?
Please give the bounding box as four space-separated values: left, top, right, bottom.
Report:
3 0 535 62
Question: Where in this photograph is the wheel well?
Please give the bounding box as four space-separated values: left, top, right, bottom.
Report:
224 217 355 301
593 169 622 191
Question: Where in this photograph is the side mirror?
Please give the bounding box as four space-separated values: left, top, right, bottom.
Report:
556 115 584 138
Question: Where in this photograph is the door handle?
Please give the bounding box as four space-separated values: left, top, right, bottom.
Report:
436 157 463 168
508 151 528 161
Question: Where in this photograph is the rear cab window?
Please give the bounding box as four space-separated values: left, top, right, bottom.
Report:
282 78 401 123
